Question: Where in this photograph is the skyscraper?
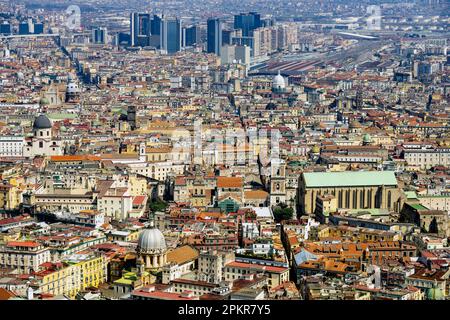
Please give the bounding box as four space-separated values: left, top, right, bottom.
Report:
34 23 44 34
207 18 223 56
160 17 182 54
183 25 200 47
19 19 34 35
92 27 107 44
234 12 261 37
130 12 151 47
0 22 11 35
151 14 162 36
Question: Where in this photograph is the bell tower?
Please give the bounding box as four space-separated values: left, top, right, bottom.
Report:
270 158 286 206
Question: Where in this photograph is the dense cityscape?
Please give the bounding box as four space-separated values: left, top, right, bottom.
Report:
0 0 449 302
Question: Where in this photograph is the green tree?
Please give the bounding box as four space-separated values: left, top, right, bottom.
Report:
273 203 293 222
149 198 168 212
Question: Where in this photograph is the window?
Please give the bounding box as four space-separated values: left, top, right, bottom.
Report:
39 141 43 148
360 190 365 208
388 191 392 210
345 190 350 208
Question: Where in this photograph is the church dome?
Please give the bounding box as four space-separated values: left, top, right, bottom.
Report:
137 226 166 254
363 133 372 143
272 71 286 90
67 81 80 94
33 114 52 129
39 97 50 106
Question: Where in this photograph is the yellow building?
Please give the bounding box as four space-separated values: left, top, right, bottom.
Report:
0 179 21 210
65 253 108 294
31 262 81 298
129 175 148 196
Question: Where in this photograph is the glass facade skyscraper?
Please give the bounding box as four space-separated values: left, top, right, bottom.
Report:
234 12 261 37
207 18 223 56
130 12 151 47
160 18 182 54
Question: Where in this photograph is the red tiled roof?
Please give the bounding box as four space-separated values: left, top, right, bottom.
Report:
6 241 40 248
132 195 147 206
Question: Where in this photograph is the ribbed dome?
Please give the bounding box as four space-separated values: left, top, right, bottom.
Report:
33 114 52 129
273 71 286 90
39 97 50 105
137 227 166 254
67 81 80 94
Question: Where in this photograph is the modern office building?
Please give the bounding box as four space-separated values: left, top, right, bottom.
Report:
160 17 182 54
234 12 261 37
183 25 200 47
151 14 162 35
92 27 107 44
0 22 11 35
232 36 258 57
19 20 33 35
207 18 223 56
34 22 44 34
130 12 151 47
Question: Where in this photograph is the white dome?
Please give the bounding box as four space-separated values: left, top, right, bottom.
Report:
273 71 285 90
137 227 166 254
67 81 80 93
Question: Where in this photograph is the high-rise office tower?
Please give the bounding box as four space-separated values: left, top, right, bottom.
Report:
92 27 107 44
234 12 261 37
160 17 182 54
0 22 11 35
34 23 44 34
130 12 151 47
207 18 223 56
222 29 233 46
183 25 200 47
19 19 34 35
151 14 162 35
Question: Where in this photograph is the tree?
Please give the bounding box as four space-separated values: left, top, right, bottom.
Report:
149 198 168 213
273 203 293 223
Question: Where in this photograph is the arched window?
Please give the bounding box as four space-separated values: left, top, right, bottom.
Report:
368 190 372 207
39 141 43 148
353 190 357 208
338 190 343 207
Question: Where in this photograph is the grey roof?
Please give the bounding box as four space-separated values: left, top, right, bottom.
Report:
33 114 52 129
294 249 318 266
137 227 167 254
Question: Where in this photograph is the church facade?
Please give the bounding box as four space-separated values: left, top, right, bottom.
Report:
23 114 62 158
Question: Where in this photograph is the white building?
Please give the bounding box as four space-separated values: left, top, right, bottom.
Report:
23 114 62 158
0 241 51 273
404 146 450 170
0 136 25 157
